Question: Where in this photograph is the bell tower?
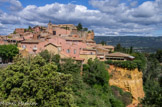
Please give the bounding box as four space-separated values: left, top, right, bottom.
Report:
47 20 53 34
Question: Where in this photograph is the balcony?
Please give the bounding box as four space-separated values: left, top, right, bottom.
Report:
33 47 37 51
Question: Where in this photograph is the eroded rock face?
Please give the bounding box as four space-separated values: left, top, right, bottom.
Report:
108 65 145 105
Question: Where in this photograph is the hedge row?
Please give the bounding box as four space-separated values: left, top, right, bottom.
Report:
105 60 143 70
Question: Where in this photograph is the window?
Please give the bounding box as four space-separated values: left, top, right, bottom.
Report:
53 31 56 35
33 45 37 51
58 47 61 51
90 52 93 55
22 45 26 49
67 49 70 53
74 49 76 54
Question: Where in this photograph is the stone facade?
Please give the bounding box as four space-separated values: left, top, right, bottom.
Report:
15 28 25 34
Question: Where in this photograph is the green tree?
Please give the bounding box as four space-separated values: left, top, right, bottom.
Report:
77 23 83 31
13 31 16 34
28 26 33 32
39 50 51 62
155 49 162 63
110 97 125 107
83 59 109 88
0 44 19 63
140 52 162 106
100 40 106 45
28 26 32 30
59 58 81 74
141 80 162 106
115 44 122 52
39 50 60 64
0 56 75 107
129 46 133 54
111 86 132 106
83 28 88 31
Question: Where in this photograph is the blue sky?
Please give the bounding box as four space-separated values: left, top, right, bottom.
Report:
0 0 162 36
19 0 89 7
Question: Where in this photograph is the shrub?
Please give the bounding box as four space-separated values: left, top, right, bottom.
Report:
111 86 132 106
105 60 138 70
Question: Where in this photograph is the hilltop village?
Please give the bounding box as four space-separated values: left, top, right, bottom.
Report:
0 22 134 64
1 23 161 107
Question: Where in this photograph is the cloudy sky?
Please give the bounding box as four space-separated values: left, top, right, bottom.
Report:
0 0 162 36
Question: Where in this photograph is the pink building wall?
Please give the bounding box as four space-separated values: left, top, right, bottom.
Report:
53 28 71 36
48 36 87 58
21 41 48 54
20 36 95 59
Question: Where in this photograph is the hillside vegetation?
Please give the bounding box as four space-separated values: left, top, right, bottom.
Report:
0 46 161 106
0 50 133 107
107 44 162 106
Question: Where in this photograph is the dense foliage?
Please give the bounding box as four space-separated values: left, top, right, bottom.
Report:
140 51 162 106
105 52 147 71
59 58 127 107
100 40 106 45
76 23 83 31
155 49 162 63
83 59 109 87
39 50 60 64
0 44 19 63
114 44 133 54
0 49 133 107
105 60 137 70
111 86 132 106
0 56 75 107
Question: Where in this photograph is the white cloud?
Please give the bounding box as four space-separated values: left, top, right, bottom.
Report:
0 0 23 11
132 1 156 17
1 0 162 36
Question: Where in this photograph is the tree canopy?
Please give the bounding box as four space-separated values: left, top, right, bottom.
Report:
83 59 109 87
155 49 162 63
76 23 83 31
0 56 75 107
0 44 19 63
39 50 60 64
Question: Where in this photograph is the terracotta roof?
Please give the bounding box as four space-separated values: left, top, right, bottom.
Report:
86 39 95 43
21 39 42 43
60 51 70 58
83 48 96 51
44 43 61 47
7 37 24 41
106 52 135 59
64 37 84 41
95 47 109 51
102 45 114 49
97 53 104 55
96 44 114 49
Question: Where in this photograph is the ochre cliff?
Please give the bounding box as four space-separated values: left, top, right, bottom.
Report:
108 65 145 105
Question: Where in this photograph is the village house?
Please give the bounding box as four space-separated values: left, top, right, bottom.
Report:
1 22 130 64
15 28 25 34
47 22 94 40
47 22 77 36
20 39 48 55
105 52 135 61
79 48 97 63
